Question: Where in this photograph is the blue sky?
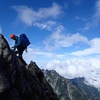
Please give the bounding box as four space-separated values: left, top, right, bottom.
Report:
1 0 100 90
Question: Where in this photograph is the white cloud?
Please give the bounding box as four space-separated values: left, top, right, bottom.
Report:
34 51 65 58
84 70 100 91
44 31 89 51
46 58 100 90
71 38 100 56
12 3 62 26
92 0 100 26
23 47 66 64
33 21 57 31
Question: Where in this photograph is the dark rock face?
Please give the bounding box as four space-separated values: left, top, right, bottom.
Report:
43 70 92 100
71 77 100 100
0 34 59 100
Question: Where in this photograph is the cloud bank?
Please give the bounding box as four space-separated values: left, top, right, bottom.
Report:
46 58 100 90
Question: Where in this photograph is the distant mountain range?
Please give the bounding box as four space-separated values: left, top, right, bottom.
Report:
43 69 100 100
71 77 100 100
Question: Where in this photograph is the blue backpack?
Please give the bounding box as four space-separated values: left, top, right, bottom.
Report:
20 34 30 47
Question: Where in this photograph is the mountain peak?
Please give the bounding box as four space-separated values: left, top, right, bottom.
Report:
0 34 59 100
43 69 93 100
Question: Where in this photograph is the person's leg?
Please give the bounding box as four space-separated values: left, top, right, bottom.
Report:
17 46 27 65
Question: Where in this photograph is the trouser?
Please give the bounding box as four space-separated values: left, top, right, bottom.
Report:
17 46 27 65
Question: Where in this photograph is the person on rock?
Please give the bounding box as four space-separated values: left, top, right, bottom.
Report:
10 33 30 65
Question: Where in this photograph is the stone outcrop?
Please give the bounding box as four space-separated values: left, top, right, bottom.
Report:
0 34 59 100
43 70 92 100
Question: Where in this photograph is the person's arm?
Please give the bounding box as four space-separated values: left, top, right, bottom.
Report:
14 37 21 49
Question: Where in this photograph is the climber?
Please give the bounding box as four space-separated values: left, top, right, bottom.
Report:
10 33 30 65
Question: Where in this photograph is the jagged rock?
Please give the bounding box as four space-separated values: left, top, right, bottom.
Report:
43 69 92 100
0 34 59 100
28 61 59 100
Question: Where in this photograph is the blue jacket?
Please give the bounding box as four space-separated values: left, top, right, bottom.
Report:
14 36 21 50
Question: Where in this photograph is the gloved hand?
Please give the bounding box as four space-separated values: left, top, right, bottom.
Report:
11 46 15 50
11 46 14 48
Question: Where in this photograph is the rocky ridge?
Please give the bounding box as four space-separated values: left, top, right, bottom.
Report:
43 69 92 100
0 34 59 100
